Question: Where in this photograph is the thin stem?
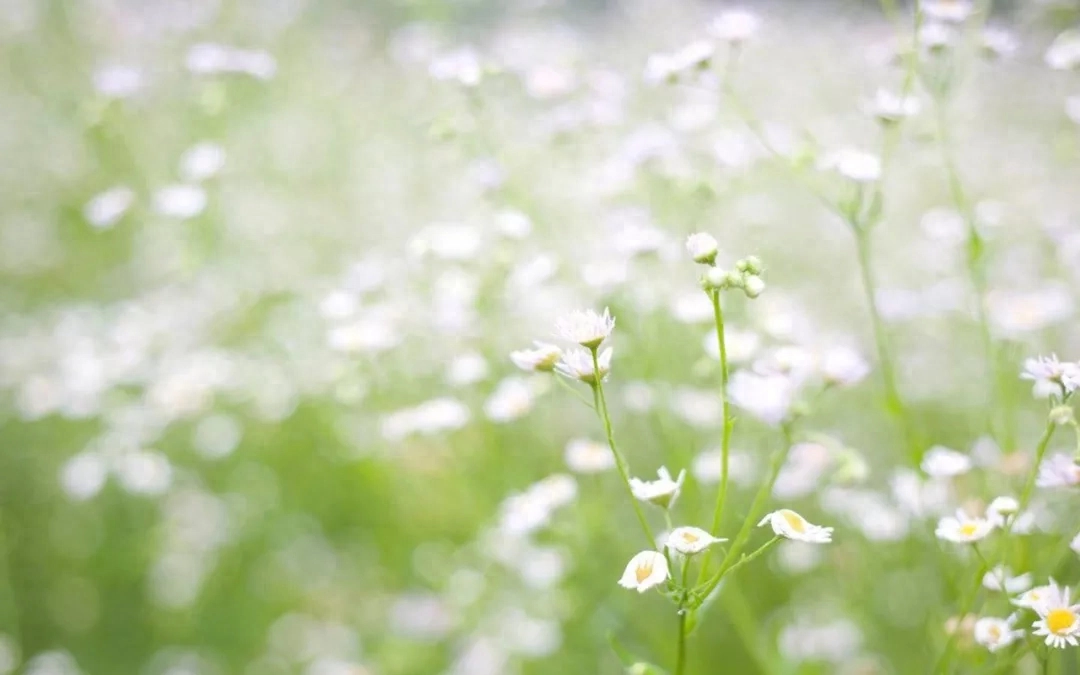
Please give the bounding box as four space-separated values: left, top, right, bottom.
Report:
697 536 782 598
0 510 20 648
933 555 989 674
675 610 687 675
1019 421 1056 512
591 349 655 547
855 229 919 462
553 374 596 410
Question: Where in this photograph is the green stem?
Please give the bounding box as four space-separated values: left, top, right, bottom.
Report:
675 609 687 675
854 229 918 461
591 349 655 547
697 536 782 599
933 556 989 674
0 509 20 648
1019 421 1056 512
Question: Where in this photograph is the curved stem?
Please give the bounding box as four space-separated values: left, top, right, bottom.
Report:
591 349 655 547
707 290 733 535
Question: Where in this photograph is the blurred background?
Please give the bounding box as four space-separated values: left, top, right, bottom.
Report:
2 0 1080 673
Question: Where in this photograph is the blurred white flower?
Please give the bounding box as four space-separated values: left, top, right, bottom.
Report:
919 22 958 50
152 184 207 219
709 10 761 43
83 186 134 230
686 232 719 264
59 452 108 501
93 65 142 98
981 26 1019 59
617 550 670 592
778 618 861 663
1046 30 1080 71
1067 96 1080 125
922 0 974 22
1072 532 1080 556
554 307 614 348
759 509 833 543
483 378 536 423
563 438 614 474
1036 453 1080 488
703 327 760 363
1032 581 1080 648
936 510 994 543
820 346 870 387
692 449 756 487
865 89 921 123
728 370 795 426
1021 355 1080 397
986 496 1020 527
630 466 685 509
114 450 172 496
555 346 611 383
1014 581 1062 610
666 526 726 555
494 209 532 239
643 41 714 85
510 342 562 372
186 43 276 79
983 566 1032 594
921 446 972 478
774 442 833 500
990 287 1074 337
974 616 1023 652
819 148 881 183
179 142 226 182
429 47 482 86
446 352 489 386
380 398 470 441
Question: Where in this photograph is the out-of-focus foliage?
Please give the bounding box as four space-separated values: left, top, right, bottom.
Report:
0 1 1079 674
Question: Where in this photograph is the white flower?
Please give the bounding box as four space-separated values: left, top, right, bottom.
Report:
429 47 482 86
564 438 615 474
152 184 207 219
1072 532 1080 556
555 347 612 384
1036 453 1080 489
630 466 685 509
179 142 226 182
1014 581 1062 610
865 89 921 123
759 509 833 544
920 22 958 50
1046 30 1080 71
93 64 143 98
618 551 670 593
1021 355 1080 396
982 26 1019 59
1032 581 1080 648
818 148 882 183
709 10 761 43
644 42 715 84
728 370 796 426
510 342 562 372
920 446 972 478
686 232 719 264
83 186 135 229
935 510 995 543
666 527 726 555
483 378 536 423
986 496 1020 527
820 346 870 387
554 308 615 348
974 616 1023 652
922 0 974 23
983 566 1032 594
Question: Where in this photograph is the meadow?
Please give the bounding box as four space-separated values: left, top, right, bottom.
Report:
1 0 1080 673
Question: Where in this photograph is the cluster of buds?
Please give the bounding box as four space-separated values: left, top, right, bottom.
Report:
687 233 765 298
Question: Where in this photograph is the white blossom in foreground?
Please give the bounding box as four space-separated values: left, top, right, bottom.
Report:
630 467 685 509
554 308 615 349
974 616 1023 652
818 148 882 183
1032 581 1080 648
618 551 670 593
920 446 972 478
1021 355 1080 396
510 342 562 373
555 347 611 384
686 232 719 264
759 509 833 543
1036 454 1080 489
983 567 1032 594
563 438 615 474
666 527 726 555
1014 582 1060 610
935 510 994 543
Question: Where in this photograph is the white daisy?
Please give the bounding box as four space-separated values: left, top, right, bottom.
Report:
554 347 612 384
1036 454 1080 489
1021 355 1080 396
1032 581 1080 648
630 467 686 509
935 510 995 543
758 509 833 544
563 438 615 474
820 346 870 387
974 616 1023 652
686 232 719 264
1014 582 1061 610
510 342 562 372
983 566 1032 594
554 308 615 349
920 446 972 479
617 550 670 593
666 527 727 556
986 496 1020 527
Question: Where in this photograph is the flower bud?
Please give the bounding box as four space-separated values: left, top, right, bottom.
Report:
743 275 765 298
686 232 719 265
702 267 728 290
741 255 764 275
1049 405 1075 426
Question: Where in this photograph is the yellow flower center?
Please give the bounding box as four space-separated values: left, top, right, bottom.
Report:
781 510 807 533
682 532 700 543
635 562 654 584
987 625 1001 640
959 523 978 537
1047 609 1077 635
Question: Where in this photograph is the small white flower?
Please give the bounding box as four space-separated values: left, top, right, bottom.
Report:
630 466 686 509
429 47 483 86
1046 30 1080 71
986 496 1020 526
1021 355 1080 396
921 446 973 478
618 550 670 593
865 89 921 123
983 566 1032 594
819 148 882 183
974 616 1023 652
709 9 761 43
179 142 226 182
152 184 207 219
759 509 833 544
920 22 958 50
483 378 536 423
686 232 719 264
1036 453 1080 489
728 370 796 426
1032 581 1080 648
666 526 726 555
93 64 143 98
644 42 715 84
564 438 615 474
555 347 612 384
510 342 562 372
1014 581 1062 610
83 186 135 229
554 308 615 349
935 510 995 543
1072 532 1080 556
922 0 975 23
982 26 1019 59
820 346 870 387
